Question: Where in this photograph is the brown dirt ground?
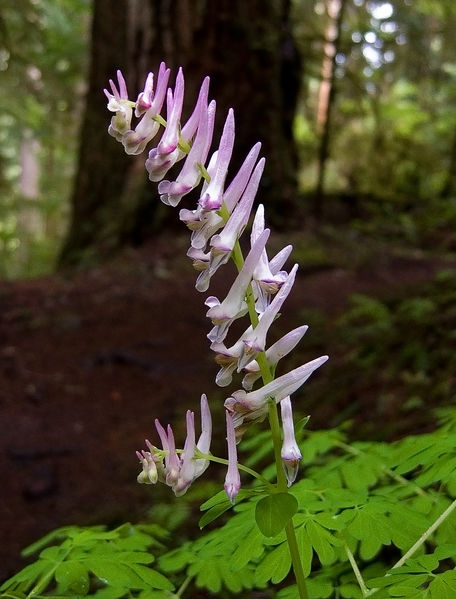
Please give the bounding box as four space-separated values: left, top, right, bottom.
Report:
0 235 448 581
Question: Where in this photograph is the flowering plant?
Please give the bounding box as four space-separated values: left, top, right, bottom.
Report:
3 63 456 599
104 63 329 597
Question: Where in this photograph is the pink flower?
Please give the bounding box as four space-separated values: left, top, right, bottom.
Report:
136 394 212 497
280 396 302 486
224 410 241 503
104 70 134 141
242 325 309 390
206 229 270 343
224 356 328 434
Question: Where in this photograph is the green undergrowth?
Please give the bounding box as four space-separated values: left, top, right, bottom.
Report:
294 268 456 438
2 408 456 599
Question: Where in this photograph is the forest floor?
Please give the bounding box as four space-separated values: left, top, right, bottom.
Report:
0 233 452 581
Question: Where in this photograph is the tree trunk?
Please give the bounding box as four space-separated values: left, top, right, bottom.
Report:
58 0 137 267
313 0 347 219
440 123 456 198
59 0 302 268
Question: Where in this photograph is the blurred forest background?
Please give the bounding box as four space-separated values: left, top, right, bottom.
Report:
1 0 456 276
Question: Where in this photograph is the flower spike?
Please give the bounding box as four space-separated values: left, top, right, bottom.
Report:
106 63 329 499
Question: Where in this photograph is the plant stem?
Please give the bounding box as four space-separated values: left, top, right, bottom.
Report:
225 211 309 599
176 575 193 597
344 543 369 597
268 398 309 599
27 547 72 598
365 497 456 597
197 451 274 488
334 440 428 498
392 497 456 569
285 520 310 599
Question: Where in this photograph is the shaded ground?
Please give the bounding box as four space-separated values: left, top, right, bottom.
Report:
0 235 448 581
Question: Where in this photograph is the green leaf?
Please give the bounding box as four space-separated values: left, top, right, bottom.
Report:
159 547 194 573
307 575 334 598
86 559 144 588
91 587 131 599
199 500 232 528
219 561 252 592
230 525 265 570
305 521 337 565
254 542 291 585
339 582 363 598
0 560 48 592
200 490 230 511
429 570 456 599
255 492 298 537
21 526 77 557
188 558 222 593
129 564 174 591
295 523 313 577
55 561 90 594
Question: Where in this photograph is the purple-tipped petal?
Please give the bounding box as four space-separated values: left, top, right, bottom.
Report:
210 157 265 257
158 68 185 155
242 325 309 390
198 109 235 211
159 98 216 207
174 410 196 495
205 229 270 343
225 356 328 432
224 410 241 503
280 396 302 486
237 264 299 369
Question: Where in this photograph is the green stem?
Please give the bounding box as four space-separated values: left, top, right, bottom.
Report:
365 498 456 597
285 521 310 599
196 452 274 488
392 497 456 569
176 575 193 597
344 543 369 597
267 399 288 491
334 440 428 498
27 547 72 598
268 398 309 599
219 202 309 599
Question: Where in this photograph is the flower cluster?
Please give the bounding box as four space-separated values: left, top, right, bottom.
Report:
136 394 212 497
105 63 328 499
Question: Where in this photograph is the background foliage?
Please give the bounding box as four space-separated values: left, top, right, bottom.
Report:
1 0 456 276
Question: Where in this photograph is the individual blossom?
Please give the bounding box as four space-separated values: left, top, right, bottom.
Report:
205 229 270 344
122 62 171 155
250 204 291 313
104 70 134 141
209 157 265 260
236 264 299 370
224 356 328 435
136 394 212 496
242 325 309 390
177 108 236 254
198 108 235 211
210 324 254 387
188 155 266 293
179 151 224 252
145 68 186 181
158 94 215 207
224 410 241 503
280 396 302 486
185 143 264 292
